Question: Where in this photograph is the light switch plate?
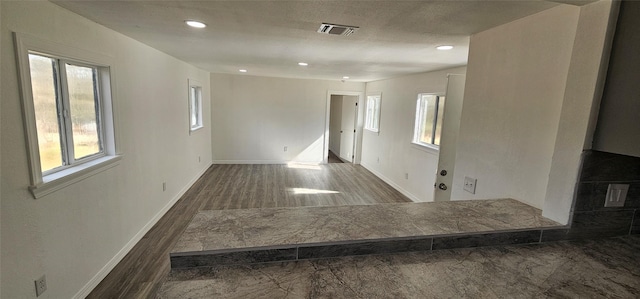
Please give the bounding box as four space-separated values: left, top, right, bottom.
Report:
35 275 47 297
604 184 629 208
464 176 477 194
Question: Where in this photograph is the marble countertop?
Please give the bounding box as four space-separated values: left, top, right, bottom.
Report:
172 198 561 254
160 236 640 298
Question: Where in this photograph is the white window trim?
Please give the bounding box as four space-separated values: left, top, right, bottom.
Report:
364 92 382 133
14 32 121 199
411 142 440 154
188 79 204 133
30 156 122 198
411 93 444 151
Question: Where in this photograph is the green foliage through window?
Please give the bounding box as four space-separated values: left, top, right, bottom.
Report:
28 53 103 172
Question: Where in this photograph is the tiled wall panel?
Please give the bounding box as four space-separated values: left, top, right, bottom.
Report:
556 150 640 241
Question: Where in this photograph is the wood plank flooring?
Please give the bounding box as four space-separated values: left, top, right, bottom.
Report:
87 163 410 298
327 150 343 163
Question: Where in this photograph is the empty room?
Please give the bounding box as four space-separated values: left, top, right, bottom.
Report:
1 0 639 298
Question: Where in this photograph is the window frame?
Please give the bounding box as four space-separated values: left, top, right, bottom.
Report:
188 79 204 133
364 93 382 133
30 53 108 175
412 93 445 151
15 33 121 199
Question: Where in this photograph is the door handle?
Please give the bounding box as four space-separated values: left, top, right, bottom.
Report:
340 131 343 133
438 183 447 190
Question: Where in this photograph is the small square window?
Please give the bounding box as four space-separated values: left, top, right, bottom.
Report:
365 94 381 132
413 93 445 148
188 80 203 132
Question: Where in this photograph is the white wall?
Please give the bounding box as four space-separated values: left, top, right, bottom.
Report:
1 2 212 298
450 4 580 209
210 73 364 164
542 0 616 224
329 95 343 154
361 67 466 202
593 1 640 158
0 1 3 296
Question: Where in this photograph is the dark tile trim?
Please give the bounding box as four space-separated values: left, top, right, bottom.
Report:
432 231 541 250
298 238 432 260
540 229 572 242
571 210 634 236
170 248 297 268
541 210 635 242
580 150 640 182
631 210 640 235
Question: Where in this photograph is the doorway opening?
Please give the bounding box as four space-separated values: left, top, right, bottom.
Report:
328 94 358 163
324 91 364 164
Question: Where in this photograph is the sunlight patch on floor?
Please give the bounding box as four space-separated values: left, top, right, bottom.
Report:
287 162 322 170
288 188 340 195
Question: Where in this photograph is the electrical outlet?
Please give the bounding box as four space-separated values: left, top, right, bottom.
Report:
604 184 629 207
35 275 47 297
464 176 477 194
198 156 201 163
162 182 166 192
284 146 288 152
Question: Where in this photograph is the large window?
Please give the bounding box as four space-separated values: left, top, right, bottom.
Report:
28 53 105 172
413 94 445 148
16 33 119 198
188 79 203 132
365 94 381 132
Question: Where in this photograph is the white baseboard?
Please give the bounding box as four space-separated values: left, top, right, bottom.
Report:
73 163 212 299
360 162 422 202
213 160 289 164
212 160 324 165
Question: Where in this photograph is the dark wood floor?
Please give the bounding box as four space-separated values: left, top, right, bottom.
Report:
87 163 410 298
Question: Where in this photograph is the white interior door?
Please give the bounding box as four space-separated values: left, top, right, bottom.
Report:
329 96 342 155
434 74 466 201
339 96 357 162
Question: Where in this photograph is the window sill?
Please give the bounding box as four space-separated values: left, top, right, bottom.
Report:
411 142 439 155
365 128 380 134
190 126 204 135
29 155 122 199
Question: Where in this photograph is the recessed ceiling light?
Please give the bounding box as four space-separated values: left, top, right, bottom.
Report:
239 69 248 73
185 20 206 28
298 62 309 66
436 45 454 50
342 76 350 79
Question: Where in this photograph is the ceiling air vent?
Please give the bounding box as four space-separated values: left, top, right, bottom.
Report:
317 23 359 36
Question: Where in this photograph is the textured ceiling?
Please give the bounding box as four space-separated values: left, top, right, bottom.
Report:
52 0 585 82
